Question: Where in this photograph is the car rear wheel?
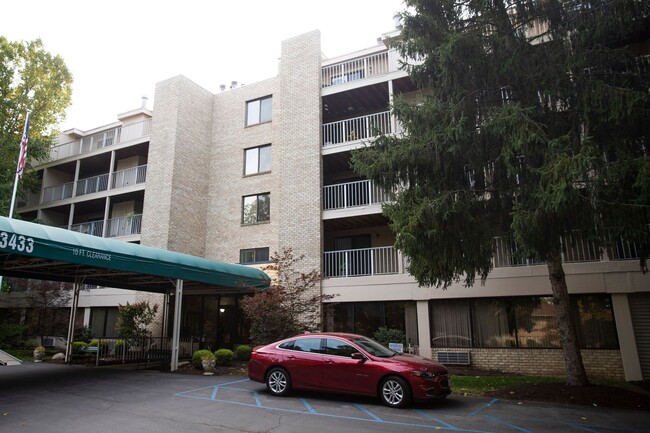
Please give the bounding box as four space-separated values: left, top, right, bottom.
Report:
266 367 291 396
379 376 411 408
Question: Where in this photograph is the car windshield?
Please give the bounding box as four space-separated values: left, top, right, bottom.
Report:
351 337 396 358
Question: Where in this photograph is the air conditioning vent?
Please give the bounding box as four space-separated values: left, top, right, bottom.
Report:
436 351 470 365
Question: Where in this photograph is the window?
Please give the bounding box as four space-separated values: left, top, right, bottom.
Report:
240 247 270 264
246 96 272 126
430 295 618 349
325 338 358 357
244 144 272 175
292 337 324 353
242 193 270 224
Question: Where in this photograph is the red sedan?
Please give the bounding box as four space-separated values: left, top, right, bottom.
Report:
248 332 451 408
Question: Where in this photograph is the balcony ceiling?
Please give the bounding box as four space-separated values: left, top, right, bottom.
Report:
324 213 389 232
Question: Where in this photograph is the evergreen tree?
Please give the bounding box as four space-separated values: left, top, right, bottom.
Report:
352 0 649 386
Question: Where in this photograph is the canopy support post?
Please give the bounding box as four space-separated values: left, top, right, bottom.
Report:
170 279 183 371
64 279 82 363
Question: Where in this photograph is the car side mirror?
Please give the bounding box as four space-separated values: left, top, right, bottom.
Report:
351 352 367 361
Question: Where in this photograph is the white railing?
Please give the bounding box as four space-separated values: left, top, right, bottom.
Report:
76 173 109 196
493 237 545 268
72 337 195 366
70 220 104 237
106 214 142 238
49 119 152 161
18 191 41 207
323 111 392 147
323 179 391 210
42 182 74 203
112 165 147 189
324 246 402 278
322 50 400 88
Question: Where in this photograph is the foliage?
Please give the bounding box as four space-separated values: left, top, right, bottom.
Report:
241 247 335 345
116 301 158 340
214 348 233 366
72 341 86 353
201 351 216 361
0 37 73 215
9 278 72 342
34 345 45 351
192 349 213 365
74 325 93 342
113 339 128 354
352 0 649 386
235 344 252 360
88 339 108 348
372 327 406 348
0 322 26 348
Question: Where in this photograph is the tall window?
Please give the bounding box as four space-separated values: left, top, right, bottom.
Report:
240 247 270 264
246 96 272 126
242 193 270 224
244 144 272 175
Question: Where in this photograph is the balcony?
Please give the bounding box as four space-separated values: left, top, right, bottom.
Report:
323 111 394 147
323 179 391 210
321 49 400 88
29 165 147 206
106 214 142 238
68 214 142 238
324 246 404 278
49 119 152 161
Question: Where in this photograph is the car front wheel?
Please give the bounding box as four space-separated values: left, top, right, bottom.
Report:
379 376 411 408
266 367 291 396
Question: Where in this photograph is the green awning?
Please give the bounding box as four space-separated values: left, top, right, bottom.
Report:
0 216 269 293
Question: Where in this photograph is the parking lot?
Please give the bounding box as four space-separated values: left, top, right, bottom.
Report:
1 362 649 433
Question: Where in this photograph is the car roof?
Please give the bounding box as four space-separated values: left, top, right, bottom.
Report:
290 332 365 341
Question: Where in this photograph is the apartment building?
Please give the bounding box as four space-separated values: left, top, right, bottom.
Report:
5 20 650 381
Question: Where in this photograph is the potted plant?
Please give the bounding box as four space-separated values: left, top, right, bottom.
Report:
201 352 216 375
33 345 46 362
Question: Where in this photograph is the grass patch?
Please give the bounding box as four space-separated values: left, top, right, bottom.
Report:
451 374 562 396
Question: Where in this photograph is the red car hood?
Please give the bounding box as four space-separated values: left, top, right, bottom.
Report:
379 353 448 372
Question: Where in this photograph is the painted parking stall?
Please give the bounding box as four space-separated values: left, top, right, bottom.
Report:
176 378 650 433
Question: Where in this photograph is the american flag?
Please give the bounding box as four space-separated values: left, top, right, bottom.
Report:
16 113 30 179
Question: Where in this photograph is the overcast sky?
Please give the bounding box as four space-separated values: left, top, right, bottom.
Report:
2 0 405 131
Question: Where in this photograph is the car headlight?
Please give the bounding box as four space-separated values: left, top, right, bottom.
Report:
411 371 438 378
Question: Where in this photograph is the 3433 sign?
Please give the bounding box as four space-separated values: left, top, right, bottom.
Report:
0 231 34 253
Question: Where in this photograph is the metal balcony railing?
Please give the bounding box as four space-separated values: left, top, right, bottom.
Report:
322 179 391 210
76 174 109 196
321 49 400 88
324 246 402 278
112 165 147 189
323 111 392 147
49 119 152 161
106 214 142 238
70 220 104 237
42 182 74 203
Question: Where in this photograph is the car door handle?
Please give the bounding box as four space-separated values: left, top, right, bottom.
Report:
287 355 296 359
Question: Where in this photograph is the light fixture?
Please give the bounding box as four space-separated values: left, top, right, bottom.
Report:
219 308 225 313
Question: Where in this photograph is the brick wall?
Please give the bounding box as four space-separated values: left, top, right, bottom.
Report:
433 348 625 380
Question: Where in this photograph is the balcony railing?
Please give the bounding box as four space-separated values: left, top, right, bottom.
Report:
49 119 152 161
323 179 391 210
106 214 142 238
323 111 392 147
324 246 402 278
76 173 109 196
70 220 104 237
321 49 400 88
112 165 147 189
42 182 74 203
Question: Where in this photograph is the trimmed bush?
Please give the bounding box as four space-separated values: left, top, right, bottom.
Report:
214 348 233 366
192 349 213 365
72 341 86 353
235 345 251 360
372 327 406 349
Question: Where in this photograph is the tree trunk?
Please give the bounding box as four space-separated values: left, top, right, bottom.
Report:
546 254 589 386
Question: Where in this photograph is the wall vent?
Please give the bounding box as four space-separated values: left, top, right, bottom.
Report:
436 351 471 365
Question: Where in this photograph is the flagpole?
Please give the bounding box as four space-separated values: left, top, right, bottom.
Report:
8 111 30 219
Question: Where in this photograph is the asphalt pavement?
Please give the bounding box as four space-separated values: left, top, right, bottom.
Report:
1 361 649 433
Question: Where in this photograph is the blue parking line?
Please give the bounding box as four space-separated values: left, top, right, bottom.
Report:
353 404 383 422
469 398 498 416
210 385 219 400
301 398 317 414
253 391 262 407
415 408 459 430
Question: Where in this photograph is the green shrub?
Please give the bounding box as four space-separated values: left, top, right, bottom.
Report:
114 339 128 354
0 323 26 348
372 327 406 349
192 349 213 365
72 341 86 353
235 345 251 360
88 339 108 354
214 348 233 366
